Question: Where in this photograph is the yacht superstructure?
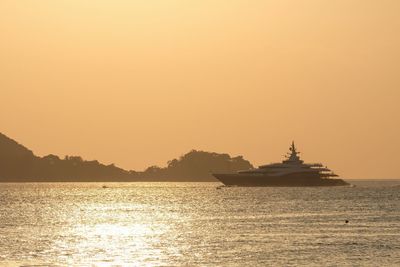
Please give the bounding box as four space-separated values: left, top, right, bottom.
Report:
213 142 348 186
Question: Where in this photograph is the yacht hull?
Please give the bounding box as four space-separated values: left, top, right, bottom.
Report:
213 173 349 187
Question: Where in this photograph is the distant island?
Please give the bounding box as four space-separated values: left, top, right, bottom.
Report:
0 132 253 182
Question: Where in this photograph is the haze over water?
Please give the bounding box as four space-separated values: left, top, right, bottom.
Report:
1 181 399 266
1 1 400 179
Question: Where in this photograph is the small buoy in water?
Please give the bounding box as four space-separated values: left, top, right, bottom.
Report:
345 220 349 223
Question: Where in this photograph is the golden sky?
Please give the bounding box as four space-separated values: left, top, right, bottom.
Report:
1 1 399 178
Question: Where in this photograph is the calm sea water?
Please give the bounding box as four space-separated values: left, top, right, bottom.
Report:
0 180 399 266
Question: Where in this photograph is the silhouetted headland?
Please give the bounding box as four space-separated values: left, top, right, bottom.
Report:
135 150 253 182
0 132 252 182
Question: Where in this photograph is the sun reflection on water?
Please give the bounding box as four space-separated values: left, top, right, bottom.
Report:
55 201 174 266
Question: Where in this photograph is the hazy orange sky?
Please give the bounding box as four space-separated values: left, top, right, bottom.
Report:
1 1 399 178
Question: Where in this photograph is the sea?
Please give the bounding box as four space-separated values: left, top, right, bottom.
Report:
0 180 399 266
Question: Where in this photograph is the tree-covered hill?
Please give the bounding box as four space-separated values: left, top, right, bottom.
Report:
0 132 130 182
0 132 253 182
136 150 253 181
